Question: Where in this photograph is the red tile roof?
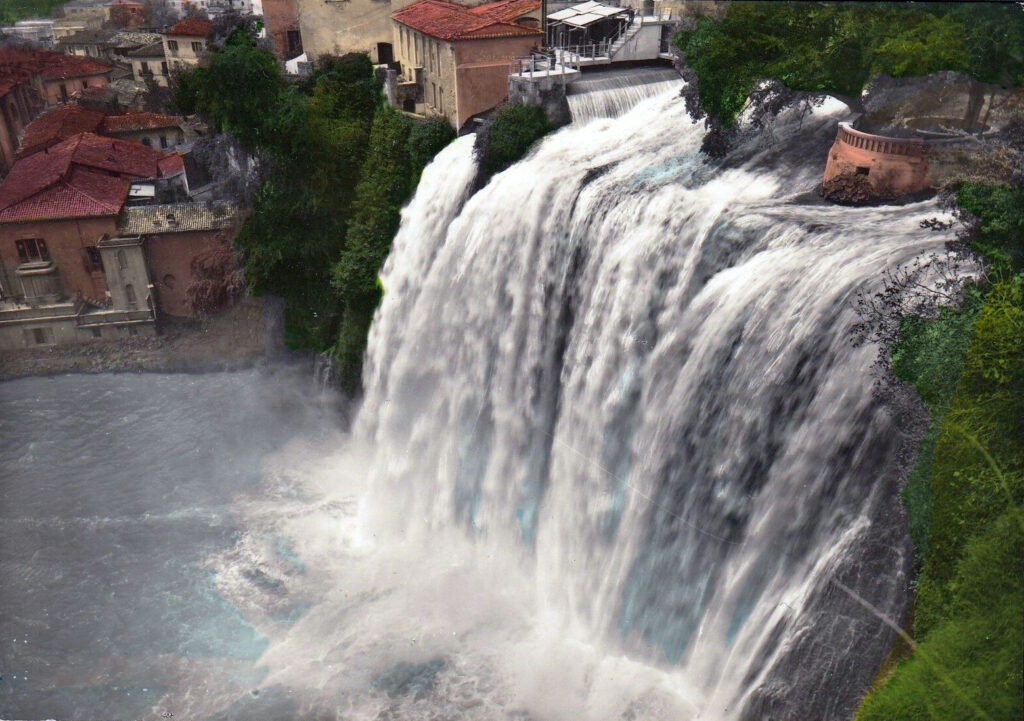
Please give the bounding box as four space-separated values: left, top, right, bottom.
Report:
467 0 540 22
102 110 181 133
19 103 106 157
20 105 183 157
167 17 213 37
392 0 542 41
0 133 184 222
0 47 111 96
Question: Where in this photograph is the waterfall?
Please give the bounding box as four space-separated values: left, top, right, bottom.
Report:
241 88 954 721
566 67 684 122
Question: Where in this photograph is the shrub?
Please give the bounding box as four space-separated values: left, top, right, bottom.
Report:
408 118 456 190
482 104 550 176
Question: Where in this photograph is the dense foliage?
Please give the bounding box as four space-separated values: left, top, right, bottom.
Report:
675 2 1024 127
481 103 551 176
176 33 456 388
857 187 1023 720
0 0 64 25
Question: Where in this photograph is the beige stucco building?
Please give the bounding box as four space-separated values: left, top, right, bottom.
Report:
163 17 214 72
297 0 408 64
390 0 542 128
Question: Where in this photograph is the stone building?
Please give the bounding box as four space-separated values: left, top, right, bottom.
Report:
297 0 393 64
390 0 542 128
0 57 45 178
163 17 213 72
19 103 187 156
128 42 171 86
0 133 190 347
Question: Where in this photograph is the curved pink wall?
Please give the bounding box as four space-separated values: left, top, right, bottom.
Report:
823 123 930 196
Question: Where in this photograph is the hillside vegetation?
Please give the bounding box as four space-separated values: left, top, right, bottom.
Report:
1 0 65 25
675 2 1024 127
176 32 454 390
857 186 1023 720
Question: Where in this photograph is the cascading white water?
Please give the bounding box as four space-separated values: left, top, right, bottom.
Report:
566 67 683 122
221 87 955 721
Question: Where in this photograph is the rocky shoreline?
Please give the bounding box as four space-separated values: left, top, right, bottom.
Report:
0 297 285 382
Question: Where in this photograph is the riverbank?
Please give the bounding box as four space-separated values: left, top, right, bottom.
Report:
0 297 276 381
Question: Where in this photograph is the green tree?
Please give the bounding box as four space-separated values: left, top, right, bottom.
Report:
332 105 412 389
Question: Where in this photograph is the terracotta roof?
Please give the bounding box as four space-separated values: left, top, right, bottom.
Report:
19 103 106 156
0 133 183 222
0 47 111 87
119 201 238 234
103 110 180 132
467 0 540 22
392 0 542 41
167 17 213 37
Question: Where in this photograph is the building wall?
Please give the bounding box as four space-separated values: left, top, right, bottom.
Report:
297 0 395 62
823 124 930 197
0 216 117 304
98 236 151 309
43 72 111 105
394 25 456 119
131 56 171 86
453 34 540 127
146 229 224 317
109 2 147 28
1 82 44 177
116 126 185 148
263 0 302 59
163 34 209 71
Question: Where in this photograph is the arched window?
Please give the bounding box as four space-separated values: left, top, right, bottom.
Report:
125 283 137 307
117 249 128 270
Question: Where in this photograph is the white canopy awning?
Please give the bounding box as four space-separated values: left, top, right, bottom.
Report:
547 0 626 23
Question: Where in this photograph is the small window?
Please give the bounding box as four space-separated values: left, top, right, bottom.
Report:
191 41 203 53
141 137 152 147
125 283 137 306
167 39 179 51
159 135 168 149
30 327 53 345
59 83 68 101
15 238 49 263
161 61 168 75
85 246 103 272
91 327 102 338
117 249 128 270
141 60 149 74
855 166 870 176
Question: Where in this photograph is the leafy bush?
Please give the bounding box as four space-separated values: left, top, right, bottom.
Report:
482 104 550 176
675 2 1024 127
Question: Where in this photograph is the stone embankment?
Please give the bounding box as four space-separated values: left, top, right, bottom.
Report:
0 297 282 381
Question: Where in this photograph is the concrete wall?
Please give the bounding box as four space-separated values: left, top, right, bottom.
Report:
610 21 660 61
823 123 929 197
0 217 117 304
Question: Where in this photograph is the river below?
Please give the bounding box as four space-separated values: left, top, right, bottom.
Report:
0 369 340 720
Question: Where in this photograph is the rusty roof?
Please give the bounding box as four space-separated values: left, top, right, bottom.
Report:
392 0 542 41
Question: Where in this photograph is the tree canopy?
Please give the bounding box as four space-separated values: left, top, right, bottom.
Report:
676 2 1024 127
